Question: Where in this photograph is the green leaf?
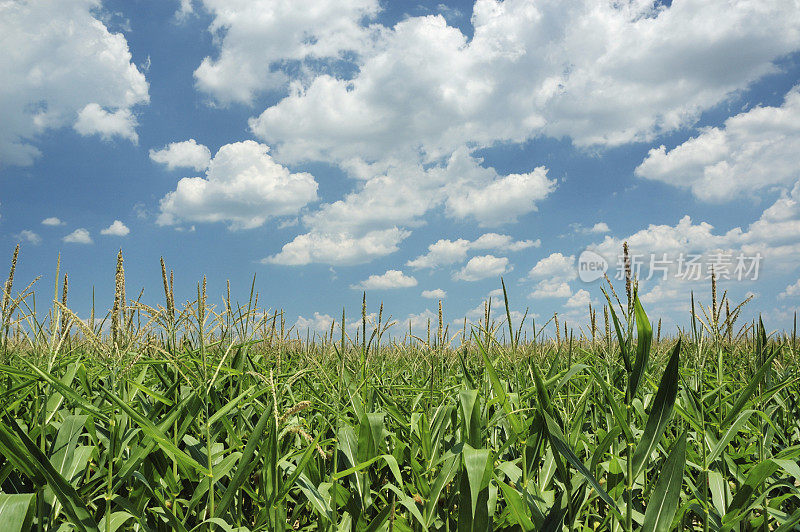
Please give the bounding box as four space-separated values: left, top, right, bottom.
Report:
424 453 459 527
18 358 107 420
463 445 491 522
474 331 523 436
459 389 482 448
0 422 45 485
50 414 87 477
331 454 402 486
720 349 777 429
707 410 755 464
726 459 779 518
102 386 209 475
276 428 324 503
216 397 274 516
604 293 631 372
97 512 136 532
4 416 99 532
627 295 652 401
0 493 35 532
589 364 633 442
296 474 333 522
641 431 686 532
632 338 681 479
207 384 258 426
541 412 621 518
497 479 535 531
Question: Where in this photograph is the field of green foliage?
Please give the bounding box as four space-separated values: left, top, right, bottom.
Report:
1 248 799 531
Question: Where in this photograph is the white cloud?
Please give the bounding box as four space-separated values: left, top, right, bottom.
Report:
471 233 540 251
264 228 410 266
302 159 440 235
14 230 41 245
445 166 555 226
0 0 148 165
150 139 212 171
194 0 379 104
527 252 581 299
250 0 800 165
779 279 800 299
157 141 318 230
636 86 800 201
351 270 418 290
295 312 335 334
305 149 553 234
639 282 684 306
565 288 591 308
41 217 65 226
408 232 538 269
528 253 576 282
530 279 572 299
277 148 552 267
73 103 138 142
589 222 610 234
100 220 130 236
454 255 510 282
422 288 447 299
63 228 92 244
175 0 194 20
408 239 472 269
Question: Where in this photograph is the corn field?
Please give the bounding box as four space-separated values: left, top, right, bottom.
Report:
1 249 799 531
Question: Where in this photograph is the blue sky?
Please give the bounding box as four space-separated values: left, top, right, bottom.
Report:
2 0 800 338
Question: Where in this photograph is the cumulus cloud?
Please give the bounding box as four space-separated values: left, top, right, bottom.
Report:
14 230 41 245
565 288 591 308
73 104 138 142
530 280 572 299
408 232 538 269
527 253 579 298
194 0 379 104
41 217 65 226
150 139 212 171
175 0 194 20
157 141 318 230
274 149 552 267
445 167 555 226
295 312 335 334
63 228 92 244
528 253 577 282
187 0 800 273
307 149 553 235
0 0 148 165
471 233 540 251
779 279 800 299
351 270 418 290
100 220 130 236
570 222 611 235
636 86 800 201
453 255 510 282
408 239 472 269
250 0 800 164
421 288 447 299
264 228 410 266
